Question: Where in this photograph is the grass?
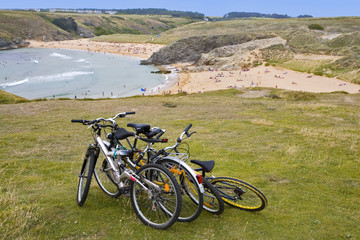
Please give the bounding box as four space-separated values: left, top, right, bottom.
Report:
0 89 28 104
0 89 359 239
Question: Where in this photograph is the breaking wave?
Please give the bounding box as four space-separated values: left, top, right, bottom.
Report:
50 53 72 60
0 79 29 88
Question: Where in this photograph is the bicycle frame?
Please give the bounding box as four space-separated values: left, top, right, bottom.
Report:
89 119 162 197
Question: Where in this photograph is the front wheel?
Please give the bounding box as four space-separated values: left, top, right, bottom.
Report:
77 148 96 206
210 177 267 211
93 157 121 198
130 164 182 230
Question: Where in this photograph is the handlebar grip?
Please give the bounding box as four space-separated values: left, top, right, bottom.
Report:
88 119 97 124
71 119 85 123
126 111 136 115
184 124 192 133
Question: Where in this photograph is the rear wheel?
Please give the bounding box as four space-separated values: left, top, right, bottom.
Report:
202 178 224 215
93 157 121 197
77 148 96 206
210 177 267 211
130 164 182 230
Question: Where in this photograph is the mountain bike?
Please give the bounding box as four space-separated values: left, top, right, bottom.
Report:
130 123 225 216
71 112 182 230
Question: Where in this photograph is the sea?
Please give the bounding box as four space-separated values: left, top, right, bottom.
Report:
0 48 167 99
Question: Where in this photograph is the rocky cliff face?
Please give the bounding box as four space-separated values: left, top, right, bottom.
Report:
195 37 287 71
141 33 275 65
0 37 29 50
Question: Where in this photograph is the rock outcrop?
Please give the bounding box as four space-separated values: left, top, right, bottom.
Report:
141 33 275 65
196 37 287 71
0 37 29 50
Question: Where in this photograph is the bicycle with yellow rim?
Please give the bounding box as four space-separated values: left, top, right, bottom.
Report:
153 124 268 212
191 159 268 211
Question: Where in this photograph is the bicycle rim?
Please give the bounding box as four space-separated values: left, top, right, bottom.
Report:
77 150 95 206
210 177 267 211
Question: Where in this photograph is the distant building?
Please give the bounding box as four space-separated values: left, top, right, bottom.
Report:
105 11 117 15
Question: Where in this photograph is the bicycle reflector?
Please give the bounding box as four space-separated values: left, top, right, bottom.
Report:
162 139 168 143
196 174 203 184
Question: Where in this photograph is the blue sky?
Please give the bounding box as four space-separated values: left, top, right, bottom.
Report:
1 0 359 17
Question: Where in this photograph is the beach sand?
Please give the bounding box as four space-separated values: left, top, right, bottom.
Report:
28 40 360 95
168 64 360 94
28 39 164 59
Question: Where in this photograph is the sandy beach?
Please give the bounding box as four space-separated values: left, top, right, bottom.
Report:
28 39 360 95
168 64 360 94
28 39 164 59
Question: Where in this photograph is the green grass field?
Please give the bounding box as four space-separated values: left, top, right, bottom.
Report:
0 89 359 239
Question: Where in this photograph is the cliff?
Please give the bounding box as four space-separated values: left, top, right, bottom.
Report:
141 33 276 65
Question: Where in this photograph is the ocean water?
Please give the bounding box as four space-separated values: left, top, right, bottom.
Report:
0 48 166 99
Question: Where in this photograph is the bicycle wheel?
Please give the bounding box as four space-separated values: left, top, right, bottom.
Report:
93 157 121 197
77 148 96 206
210 177 267 211
202 178 224 215
130 164 182 230
158 158 203 222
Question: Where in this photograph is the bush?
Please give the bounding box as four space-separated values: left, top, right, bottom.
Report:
308 24 324 31
94 26 108 36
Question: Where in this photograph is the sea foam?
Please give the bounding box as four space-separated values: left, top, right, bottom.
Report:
0 79 29 88
50 53 72 60
30 71 94 82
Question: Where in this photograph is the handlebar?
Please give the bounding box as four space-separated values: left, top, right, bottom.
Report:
71 111 136 126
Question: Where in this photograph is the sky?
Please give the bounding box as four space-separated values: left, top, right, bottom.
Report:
1 0 359 18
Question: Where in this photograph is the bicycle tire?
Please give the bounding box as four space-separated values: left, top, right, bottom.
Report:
77 148 96 206
157 158 203 222
201 178 224 215
130 164 182 230
210 177 267 211
93 157 121 198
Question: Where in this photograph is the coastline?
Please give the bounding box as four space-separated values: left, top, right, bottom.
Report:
27 39 360 95
27 39 179 96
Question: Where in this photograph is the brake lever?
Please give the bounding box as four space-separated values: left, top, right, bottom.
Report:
186 131 197 138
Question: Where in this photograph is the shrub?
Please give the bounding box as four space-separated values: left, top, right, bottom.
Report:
308 24 324 31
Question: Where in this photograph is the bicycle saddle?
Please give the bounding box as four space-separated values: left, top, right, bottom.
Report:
127 123 162 138
190 160 215 173
127 123 150 134
112 128 135 140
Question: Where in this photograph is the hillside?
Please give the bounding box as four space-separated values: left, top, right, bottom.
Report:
0 10 198 48
0 89 28 104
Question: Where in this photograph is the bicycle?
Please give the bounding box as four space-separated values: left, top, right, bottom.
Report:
129 123 225 216
71 112 182 230
155 124 268 212
111 123 207 222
